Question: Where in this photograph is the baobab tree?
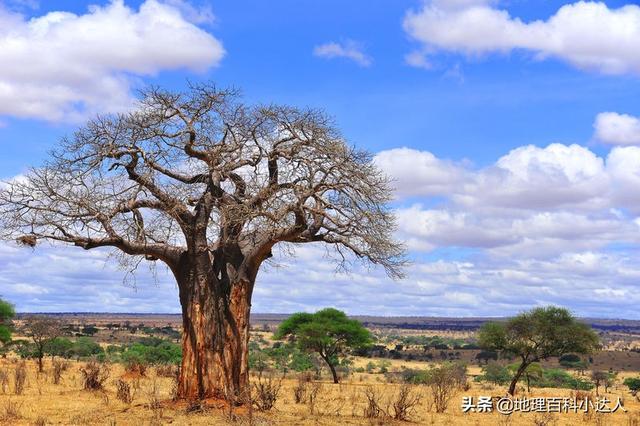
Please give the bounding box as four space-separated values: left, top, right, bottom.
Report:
0 83 405 401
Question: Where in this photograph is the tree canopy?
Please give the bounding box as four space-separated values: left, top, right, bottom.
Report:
274 308 372 383
0 83 405 278
478 306 599 395
0 298 15 345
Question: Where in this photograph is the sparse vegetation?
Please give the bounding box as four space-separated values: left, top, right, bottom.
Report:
252 374 281 411
0 309 634 424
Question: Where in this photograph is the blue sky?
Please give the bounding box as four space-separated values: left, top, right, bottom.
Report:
2 0 640 317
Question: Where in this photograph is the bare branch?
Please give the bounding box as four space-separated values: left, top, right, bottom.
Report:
0 82 406 279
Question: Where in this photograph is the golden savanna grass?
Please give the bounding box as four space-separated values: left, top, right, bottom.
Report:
0 358 638 425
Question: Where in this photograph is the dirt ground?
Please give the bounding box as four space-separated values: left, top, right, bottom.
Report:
0 358 638 425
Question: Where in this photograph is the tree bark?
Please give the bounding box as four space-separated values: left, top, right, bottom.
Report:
174 251 254 401
508 362 529 396
320 354 339 384
328 362 339 384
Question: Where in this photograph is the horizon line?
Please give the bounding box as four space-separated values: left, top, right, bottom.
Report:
12 311 640 322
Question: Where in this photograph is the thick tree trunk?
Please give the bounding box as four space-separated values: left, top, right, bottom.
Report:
174 252 254 402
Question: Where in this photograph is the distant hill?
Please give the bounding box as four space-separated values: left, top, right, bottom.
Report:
15 312 640 333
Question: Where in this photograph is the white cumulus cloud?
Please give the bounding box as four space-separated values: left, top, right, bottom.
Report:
0 0 225 121
594 112 640 145
374 147 468 198
313 40 372 67
403 1 640 75
377 143 640 258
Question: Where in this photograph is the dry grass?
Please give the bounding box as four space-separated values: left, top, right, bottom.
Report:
1 398 23 422
13 361 26 395
52 359 68 385
0 358 638 425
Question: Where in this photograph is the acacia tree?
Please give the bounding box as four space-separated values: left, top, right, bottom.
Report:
23 316 62 372
478 306 599 396
274 308 372 383
0 83 404 401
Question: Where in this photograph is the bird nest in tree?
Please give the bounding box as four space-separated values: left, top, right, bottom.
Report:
16 235 37 247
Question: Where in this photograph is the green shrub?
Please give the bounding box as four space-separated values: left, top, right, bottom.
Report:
476 362 511 385
121 340 181 365
399 368 430 384
44 337 73 358
68 337 103 358
534 368 593 390
289 349 314 372
624 377 640 395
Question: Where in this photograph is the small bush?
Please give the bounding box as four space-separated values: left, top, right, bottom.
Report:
147 379 163 424
52 359 69 385
1 399 22 422
624 377 640 396
125 360 147 377
538 368 593 390
121 340 181 366
67 337 104 359
425 363 466 413
476 362 511 385
293 376 307 403
0 368 8 393
80 360 110 390
33 416 48 426
306 381 322 415
115 379 133 404
14 362 27 395
362 384 421 421
392 384 421 421
533 411 558 426
156 364 178 378
399 368 430 384
252 374 281 411
570 389 592 403
363 386 384 419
